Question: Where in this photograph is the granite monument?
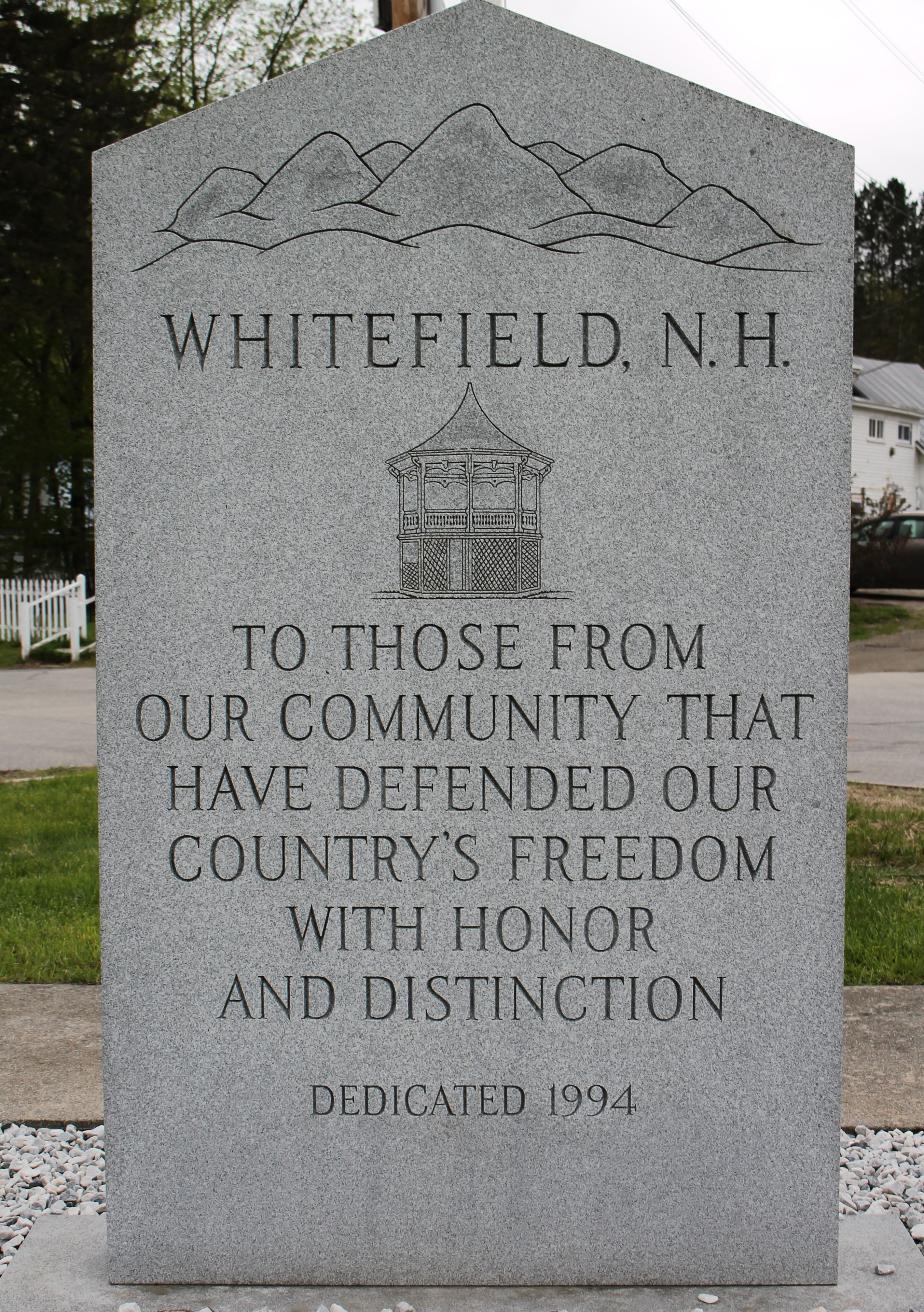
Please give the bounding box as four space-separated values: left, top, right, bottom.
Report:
92 1 854 1286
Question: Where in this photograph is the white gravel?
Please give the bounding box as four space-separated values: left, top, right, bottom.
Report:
1 1122 105 1277
1 1123 923 1284
840 1126 924 1234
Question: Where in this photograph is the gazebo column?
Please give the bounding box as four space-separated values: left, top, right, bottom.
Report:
413 457 424 592
536 469 541 590
515 456 523 593
414 457 424 527
535 466 543 590
464 453 473 592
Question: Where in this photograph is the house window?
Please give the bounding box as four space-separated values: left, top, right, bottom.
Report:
897 424 912 444
868 418 884 440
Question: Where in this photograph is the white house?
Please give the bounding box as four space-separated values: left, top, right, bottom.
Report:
852 356 924 512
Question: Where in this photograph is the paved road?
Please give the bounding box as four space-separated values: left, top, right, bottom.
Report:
0 667 96 771
848 672 924 788
0 664 922 788
854 588 924 605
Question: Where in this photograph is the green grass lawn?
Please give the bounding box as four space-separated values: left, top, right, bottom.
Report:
0 769 100 982
845 783 924 985
0 620 96 668
849 599 924 643
0 771 922 985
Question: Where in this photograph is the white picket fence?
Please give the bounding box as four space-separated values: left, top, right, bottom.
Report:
0 577 66 642
0 575 95 661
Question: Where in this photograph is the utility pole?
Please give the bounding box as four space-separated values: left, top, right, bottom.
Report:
387 0 427 24
374 0 505 31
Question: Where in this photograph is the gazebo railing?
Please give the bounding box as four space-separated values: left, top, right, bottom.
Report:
401 509 539 533
425 510 467 528
472 510 516 529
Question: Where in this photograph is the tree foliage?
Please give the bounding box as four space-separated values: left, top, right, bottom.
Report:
854 179 924 367
136 0 368 115
0 0 367 578
0 0 156 576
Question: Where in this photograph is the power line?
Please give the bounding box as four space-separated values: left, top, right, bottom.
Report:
839 0 924 87
662 0 802 123
661 0 905 201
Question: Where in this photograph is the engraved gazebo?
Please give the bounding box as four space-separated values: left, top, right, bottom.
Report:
387 385 553 596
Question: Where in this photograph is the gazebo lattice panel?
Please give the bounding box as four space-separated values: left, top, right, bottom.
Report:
471 537 517 592
401 555 419 592
521 538 540 590
421 538 449 591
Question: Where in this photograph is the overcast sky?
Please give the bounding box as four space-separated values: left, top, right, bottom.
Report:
442 0 924 193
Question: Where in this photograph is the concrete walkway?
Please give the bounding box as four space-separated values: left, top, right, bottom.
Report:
850 589 924 674
848 671 924 788
0 667 96 771
1 984 921 1127
0 986 102 1124
851 625 924 673
851 592 924 678
843 986 924 1128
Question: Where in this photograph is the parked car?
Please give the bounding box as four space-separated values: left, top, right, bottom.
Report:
851 512 924 591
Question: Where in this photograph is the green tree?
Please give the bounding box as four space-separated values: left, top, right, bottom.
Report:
854 179 924 366
0 0 157 576
0 0 366 579
137 0 368 115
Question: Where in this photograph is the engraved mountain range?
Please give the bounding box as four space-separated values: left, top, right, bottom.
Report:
144 103 817 271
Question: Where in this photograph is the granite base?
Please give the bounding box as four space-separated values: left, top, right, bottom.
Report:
0 1213 922 1312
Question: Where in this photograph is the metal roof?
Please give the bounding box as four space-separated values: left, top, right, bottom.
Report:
853 356 924 416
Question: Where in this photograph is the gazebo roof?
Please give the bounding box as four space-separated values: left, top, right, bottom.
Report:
390 385 551 466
